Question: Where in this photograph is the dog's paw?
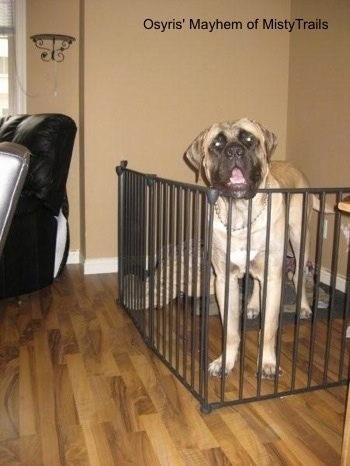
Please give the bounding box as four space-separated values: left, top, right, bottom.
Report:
260 363 283 380
247 307 259 319
208 357 234 377
300 307 312 319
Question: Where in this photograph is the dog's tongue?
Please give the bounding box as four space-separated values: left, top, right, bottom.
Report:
230 168 246 184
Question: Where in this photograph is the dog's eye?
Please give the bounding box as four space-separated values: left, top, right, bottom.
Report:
211 133 227 151
239 130 256 148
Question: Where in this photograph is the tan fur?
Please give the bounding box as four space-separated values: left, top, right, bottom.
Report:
185 119 324 378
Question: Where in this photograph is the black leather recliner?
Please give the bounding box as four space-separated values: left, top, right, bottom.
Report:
0 114 77 299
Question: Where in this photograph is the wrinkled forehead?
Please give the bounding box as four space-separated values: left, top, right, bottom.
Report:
205 119 263 143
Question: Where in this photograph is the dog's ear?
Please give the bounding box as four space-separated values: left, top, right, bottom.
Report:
253 120 278 159
183 128 209 180
259 124 278 159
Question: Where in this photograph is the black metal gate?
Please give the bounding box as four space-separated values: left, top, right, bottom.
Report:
116 161 350 413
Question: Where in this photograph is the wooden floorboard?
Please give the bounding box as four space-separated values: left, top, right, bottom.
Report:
0 264 347 465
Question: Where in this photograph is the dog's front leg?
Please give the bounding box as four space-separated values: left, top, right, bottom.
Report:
247 278 260 319
260 272 282 379
209 273 240 376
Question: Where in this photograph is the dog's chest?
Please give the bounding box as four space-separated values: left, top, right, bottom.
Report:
212 221 262 272
229 248 260 270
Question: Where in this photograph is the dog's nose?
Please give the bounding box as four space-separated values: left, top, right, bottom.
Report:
225 143 244 159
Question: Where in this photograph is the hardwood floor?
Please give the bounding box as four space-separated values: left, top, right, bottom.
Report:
0 265 347 465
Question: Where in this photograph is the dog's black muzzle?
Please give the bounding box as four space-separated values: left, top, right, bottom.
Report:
224 142 245 160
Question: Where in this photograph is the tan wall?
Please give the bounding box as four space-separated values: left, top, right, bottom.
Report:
27 0 293 262
26 0 81 252
82 0 291 259
27 0 349 267
287 0 350 187
287 0 350 277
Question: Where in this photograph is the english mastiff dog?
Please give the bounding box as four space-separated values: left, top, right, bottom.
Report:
185 118 316 379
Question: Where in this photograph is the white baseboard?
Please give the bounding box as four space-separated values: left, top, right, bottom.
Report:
67 250 348 291
83 257 118 275
66 250 118 274
67 250 83 264
320 267 347 293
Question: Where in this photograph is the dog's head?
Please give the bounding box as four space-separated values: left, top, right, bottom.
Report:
184 118 277 199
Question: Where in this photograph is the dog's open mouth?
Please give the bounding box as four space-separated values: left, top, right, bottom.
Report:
212 167 250 199
226 168 248 190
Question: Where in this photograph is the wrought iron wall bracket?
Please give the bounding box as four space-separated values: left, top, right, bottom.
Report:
30 34 76 62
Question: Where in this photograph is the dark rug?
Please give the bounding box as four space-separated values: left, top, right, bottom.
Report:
206 276 348 327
